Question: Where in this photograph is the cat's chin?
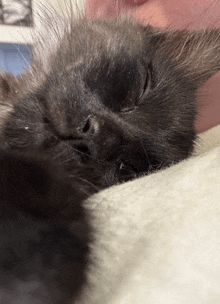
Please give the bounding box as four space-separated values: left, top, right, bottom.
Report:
98 161 143 187
68 153 148 186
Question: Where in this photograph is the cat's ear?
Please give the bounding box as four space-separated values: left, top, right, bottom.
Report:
0 73 20 100
0 75 11 98
151 28 220 89
0 73 20 131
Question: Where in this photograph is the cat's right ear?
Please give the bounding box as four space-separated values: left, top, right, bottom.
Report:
149 27 220 90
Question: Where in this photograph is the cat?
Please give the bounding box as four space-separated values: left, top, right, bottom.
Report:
1 12 220 304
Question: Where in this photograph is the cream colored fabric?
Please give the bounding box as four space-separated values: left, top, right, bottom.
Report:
196 124 220 154
77 126 220 304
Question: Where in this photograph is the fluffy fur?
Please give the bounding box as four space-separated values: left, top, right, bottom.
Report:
80 145 220 304
0 151 92 303
1 9 220 304
3 17 220 185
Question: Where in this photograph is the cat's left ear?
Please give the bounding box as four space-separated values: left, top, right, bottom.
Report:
0 73 20 100
0 73 20 130
151 28 220 89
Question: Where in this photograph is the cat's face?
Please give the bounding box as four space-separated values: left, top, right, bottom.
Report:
3 18 220 186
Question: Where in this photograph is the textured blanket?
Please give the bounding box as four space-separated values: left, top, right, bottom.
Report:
78 126 220 304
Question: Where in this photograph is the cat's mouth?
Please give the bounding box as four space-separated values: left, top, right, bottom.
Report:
68 139 147 182
71 143 138 180
72 142 91 162
73 143 91 157
116 161 139 182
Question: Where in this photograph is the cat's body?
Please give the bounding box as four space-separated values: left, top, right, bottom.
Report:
1 11 220 304
0 151 93 303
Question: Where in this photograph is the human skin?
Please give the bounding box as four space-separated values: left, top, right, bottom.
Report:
85 0 220 133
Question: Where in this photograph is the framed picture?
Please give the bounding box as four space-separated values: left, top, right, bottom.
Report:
0 0 38 75
0 0 86 75
0 0 34 44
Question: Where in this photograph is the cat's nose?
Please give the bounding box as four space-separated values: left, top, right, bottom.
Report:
81 115 100 136
80 114 122 159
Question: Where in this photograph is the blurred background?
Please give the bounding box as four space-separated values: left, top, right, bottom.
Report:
0 0 86 75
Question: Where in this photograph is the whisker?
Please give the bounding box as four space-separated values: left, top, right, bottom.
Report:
138 138 152 168
69 175 100 193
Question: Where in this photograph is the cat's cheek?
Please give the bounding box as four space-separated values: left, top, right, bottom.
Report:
4 122 53 152
42 141 84 165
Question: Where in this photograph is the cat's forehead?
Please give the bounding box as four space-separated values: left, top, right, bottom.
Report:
42 17 153 108
57 18 148 71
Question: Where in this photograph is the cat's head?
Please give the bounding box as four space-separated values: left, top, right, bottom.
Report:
3 17 220 186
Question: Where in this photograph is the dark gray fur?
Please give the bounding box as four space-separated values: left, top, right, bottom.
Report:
1 16 220 303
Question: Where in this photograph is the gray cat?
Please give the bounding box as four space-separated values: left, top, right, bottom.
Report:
1 14 220 304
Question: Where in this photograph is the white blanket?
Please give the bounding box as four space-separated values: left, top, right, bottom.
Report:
78 125 220 304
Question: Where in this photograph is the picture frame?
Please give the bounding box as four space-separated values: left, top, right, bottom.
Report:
0 0 86 75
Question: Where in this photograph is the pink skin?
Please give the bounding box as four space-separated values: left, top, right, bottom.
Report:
85 0 220 133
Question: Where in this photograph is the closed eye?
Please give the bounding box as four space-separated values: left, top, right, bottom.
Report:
120 106 136 113
138 65 152 100
120 66 152 114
